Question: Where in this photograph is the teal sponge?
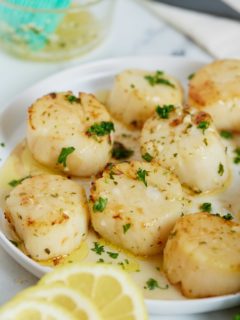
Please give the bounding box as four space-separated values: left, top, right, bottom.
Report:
0 0 71 50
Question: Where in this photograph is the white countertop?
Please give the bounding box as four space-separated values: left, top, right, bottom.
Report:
0 0 239 319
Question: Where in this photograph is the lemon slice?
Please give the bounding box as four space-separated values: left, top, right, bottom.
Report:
14 284 102 320
40 263 148 320
0 299 77 320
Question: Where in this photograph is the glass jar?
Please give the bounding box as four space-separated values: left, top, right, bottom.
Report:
0 0 115 61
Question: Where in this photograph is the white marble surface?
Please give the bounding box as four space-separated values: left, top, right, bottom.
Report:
0 0 239 319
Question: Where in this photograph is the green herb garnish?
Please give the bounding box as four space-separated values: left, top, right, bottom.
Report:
144 278 169 290
220 130 233 139
66 95 79 103
57 147 75 167
200 202 212 213
144 71 175 88
136 168 148 187
91 242 105 255
218 163 224 176
197 121 209 133
107 251 119 259
9 240 19 247
9 175 31 187
93 197 108 212
123 223 131 234
0 142 5 147
188 73 195 80
142 152 153 162
222 213 233 220
233 148 240 164
112 142 133 160
87 121 115 137
156 105 175 119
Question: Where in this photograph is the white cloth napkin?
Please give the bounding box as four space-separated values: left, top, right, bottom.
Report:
138 0 240 59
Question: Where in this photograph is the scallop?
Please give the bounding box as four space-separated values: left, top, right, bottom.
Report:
163 212 240 298
89 161 183 256
27 92 114 177
107 69 183 128
188 59 240 131
141 105 230 193
5 175 89 260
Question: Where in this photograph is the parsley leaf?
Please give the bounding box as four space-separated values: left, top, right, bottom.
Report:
233 148 240 164
144 71 175 88
93 197 108 212
144 278 169 290
156 105 175 119
87 121 115 137
142 152 153 162
0 142 5 147
91 242 105 255
136 168 148 187
66 95 79 103
112 142 133 160
222 213 233 221
57 147 75 167
9 240 19 247
197 121 209 133
220 130 233 139
218 163 224 176
188 73 195 80
199 202 212 213
9 175 31 187
107 251 119 259
123 223 131 234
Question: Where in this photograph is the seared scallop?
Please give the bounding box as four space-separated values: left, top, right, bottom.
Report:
163 212 240 298
5 175 89 260
90 161 183 256
189 59 240 131
141 105 230 193
107 69 183 128
27 92 114 177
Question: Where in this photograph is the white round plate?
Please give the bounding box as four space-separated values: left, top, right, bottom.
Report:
0 56 239 315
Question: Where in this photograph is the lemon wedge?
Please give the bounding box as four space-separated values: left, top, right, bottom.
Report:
0 299 77 320
40 263 148 320
13 284 102 320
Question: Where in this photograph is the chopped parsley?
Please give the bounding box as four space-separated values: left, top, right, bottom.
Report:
66 94 79 103
156 105 175 119
0 142 5 147
9 175 31 187
144 278 169 290
107 251 119 259
200 202 212 213
188 73 195 80
197 121 209 133
233 314 240 320
91 242 105 255
136 168 148 187
144 71 175 88
9 240 19 247
142 152 153 162
218 163 224 176
87 121 115 137
97 258 105 263
57 147 75 167
112 142 133 160
123 223 131 234
222 213 233 221
93 197 108 212
220 130 233 139
233 148 240 164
